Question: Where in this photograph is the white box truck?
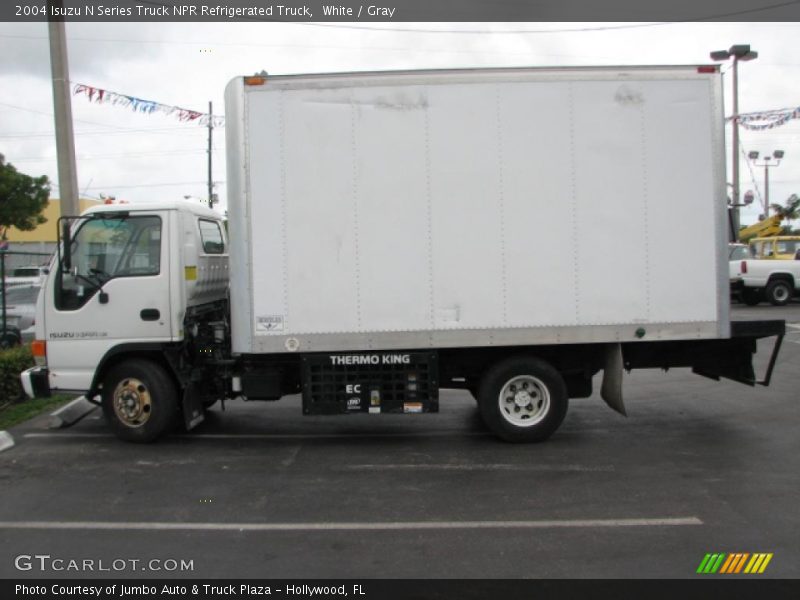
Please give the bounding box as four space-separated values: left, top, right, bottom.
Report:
21 66 784 443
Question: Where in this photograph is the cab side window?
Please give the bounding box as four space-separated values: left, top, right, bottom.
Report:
199 219 225 254
117 219 162 276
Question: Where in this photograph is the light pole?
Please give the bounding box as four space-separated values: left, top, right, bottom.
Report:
711 44 758 240
747 150 785 218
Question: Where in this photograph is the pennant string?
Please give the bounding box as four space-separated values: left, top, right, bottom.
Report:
71 82 225 127
728 106 800 131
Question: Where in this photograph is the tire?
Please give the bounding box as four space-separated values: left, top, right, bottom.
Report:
740 288 762 306
0 330 21 350
765 279 792 306
101 359 178 443
477 356 568 443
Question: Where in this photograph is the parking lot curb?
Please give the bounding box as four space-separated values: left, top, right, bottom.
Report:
48 397 97 429
0 431 14 453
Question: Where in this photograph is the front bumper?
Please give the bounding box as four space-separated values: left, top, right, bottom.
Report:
20 367 51 399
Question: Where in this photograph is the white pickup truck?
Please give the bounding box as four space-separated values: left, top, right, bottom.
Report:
736 258 800 306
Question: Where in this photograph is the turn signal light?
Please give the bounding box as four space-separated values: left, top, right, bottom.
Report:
31 339 47 367
741 261 748 274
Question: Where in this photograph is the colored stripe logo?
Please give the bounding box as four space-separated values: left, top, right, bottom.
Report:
697 552 773 574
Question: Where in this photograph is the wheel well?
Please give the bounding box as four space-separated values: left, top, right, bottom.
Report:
439 346 603 398
767 273 794 286
89 348 180 402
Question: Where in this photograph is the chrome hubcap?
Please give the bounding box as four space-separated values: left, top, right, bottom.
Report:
113 378 152 427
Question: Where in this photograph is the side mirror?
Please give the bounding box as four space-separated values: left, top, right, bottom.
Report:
61 221 72 271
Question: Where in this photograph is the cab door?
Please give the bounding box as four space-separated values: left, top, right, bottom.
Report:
44 210 173 392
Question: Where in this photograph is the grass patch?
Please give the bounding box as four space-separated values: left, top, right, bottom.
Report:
0 395 74 430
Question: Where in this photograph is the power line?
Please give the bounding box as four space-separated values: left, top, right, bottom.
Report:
0 33 627 61
52 180 224 190
302 2 800 33
0 100 133 130
739 139 764 207
10 149 212 162
0 127 205 138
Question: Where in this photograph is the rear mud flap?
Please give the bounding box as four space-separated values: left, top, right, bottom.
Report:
601 343 627 416
182 382 206 431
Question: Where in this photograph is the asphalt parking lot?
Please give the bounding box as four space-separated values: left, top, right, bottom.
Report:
0 303 798 579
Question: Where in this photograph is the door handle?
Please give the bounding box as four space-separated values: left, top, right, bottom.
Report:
140 309 160 321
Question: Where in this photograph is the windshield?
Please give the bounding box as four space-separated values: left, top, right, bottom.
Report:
729 246 752 261
56 215 162 311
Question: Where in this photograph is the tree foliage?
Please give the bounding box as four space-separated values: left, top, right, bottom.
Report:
0 154 50 239
769 193 800 222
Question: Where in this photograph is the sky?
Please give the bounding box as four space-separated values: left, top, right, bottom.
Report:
0 20 798 226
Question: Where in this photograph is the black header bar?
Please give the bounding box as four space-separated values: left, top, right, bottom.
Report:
4 0 800 22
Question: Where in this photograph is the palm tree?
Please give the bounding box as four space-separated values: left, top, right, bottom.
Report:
770 194 800 234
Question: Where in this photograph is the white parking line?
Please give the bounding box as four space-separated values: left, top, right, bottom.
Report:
784 325 800 343
0 431 14 453
341 463 615 472
0 517 702 532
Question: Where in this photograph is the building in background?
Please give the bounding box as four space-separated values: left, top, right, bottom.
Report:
3 198 100 270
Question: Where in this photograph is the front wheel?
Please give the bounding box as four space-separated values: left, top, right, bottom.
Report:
765 279 792 306
101 359 178 443
477 356 568 443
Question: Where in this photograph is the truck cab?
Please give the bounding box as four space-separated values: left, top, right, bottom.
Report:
749 236 800 260
22 201 229 440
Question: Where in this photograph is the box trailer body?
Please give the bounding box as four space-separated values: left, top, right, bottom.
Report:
21 67 784 443
225 67 730 354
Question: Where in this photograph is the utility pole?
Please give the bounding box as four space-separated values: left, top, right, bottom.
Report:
47 0 79 217
207 101 214 209
731 60 741 233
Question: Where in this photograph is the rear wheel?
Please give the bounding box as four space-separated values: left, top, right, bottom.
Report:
765 279 792 306
477 356 568 443
101 359 178 443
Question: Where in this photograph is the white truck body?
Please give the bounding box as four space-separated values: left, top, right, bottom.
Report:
225 67 729 355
